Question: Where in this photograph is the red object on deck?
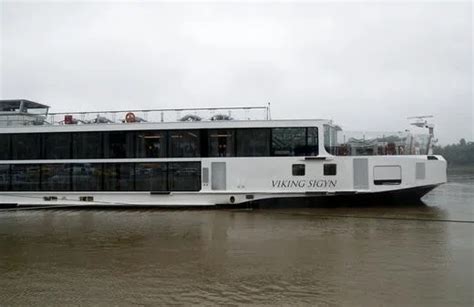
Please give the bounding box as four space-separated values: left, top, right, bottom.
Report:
64 115 73 124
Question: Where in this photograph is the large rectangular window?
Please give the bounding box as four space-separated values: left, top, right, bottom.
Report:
136 131 167 158
0 134 10 160
168 162 201 191
103 132 135 159
236 129 270 157
11 164 40 191
43 133 71 159
41 164 71 191
103 163 134 191
72 163 103 191
272 127 306 156
11 134 41 160
208 129 235 157
72 132 103 159
169 130 201 157
0 165 9 191
135 163 167 191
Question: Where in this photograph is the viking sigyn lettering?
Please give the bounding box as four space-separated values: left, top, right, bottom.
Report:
271 179 337 189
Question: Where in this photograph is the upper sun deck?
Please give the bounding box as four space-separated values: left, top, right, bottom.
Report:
0 100 330 133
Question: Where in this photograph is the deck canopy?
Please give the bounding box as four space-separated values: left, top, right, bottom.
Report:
0 99 50 112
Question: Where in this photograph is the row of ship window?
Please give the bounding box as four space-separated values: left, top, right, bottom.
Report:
0 127 318 160
0 162 201 192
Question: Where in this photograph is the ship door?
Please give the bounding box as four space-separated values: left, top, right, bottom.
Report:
211 162 226 190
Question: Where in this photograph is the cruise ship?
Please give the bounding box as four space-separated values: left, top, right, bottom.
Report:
0 99 447 207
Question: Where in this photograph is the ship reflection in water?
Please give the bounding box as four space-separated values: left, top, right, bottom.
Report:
0 172 473 306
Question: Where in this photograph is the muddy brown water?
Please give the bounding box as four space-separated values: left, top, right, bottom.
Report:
0 172 473 306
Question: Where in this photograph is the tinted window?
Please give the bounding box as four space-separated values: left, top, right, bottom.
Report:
236 129 270 157
72 132 102 159
43 133 71 159
323 125 337 155
11 134 41 160
272 128 307 156
135 163 167 191
169 130 200 157
292 164 305 176
41 164 71 191
72 163 103 191
168 162 201 191
11 164 40 191
0 165 9 191
0 135 10 160
324 164 337 176
307 127 319 156
103 163 134 191
208 129 235 157
103 132 135 158
136 131 167 158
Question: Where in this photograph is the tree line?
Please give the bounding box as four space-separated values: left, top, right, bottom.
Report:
433 139 474 166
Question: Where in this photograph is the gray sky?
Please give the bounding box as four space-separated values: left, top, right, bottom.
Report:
1 0 472 144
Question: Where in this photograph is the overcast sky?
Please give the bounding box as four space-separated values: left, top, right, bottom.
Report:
1 0 472 144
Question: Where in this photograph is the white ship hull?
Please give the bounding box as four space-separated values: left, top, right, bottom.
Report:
0 155 446 207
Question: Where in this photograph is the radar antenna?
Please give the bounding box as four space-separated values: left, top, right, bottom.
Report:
407 115 434 128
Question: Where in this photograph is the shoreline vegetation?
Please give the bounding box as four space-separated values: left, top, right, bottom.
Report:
447 165 474 174
433 139 474 171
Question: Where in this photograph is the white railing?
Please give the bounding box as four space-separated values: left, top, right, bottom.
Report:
327 130 432 156
0 114 48 127
46 105 271 125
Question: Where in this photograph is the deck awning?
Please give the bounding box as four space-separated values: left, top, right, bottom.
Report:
0 99 50 112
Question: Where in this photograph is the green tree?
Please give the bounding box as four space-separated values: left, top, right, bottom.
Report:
433 139 474 166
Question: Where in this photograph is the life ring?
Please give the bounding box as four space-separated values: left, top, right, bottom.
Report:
125 112 136 123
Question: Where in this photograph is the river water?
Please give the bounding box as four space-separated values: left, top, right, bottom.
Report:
0 172 473 306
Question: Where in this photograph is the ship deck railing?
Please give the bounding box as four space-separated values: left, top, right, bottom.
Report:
45 105 271 125
327 131 433 156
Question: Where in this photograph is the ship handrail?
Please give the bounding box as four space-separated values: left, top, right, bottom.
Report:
48 105 269 115
45 105 271 125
